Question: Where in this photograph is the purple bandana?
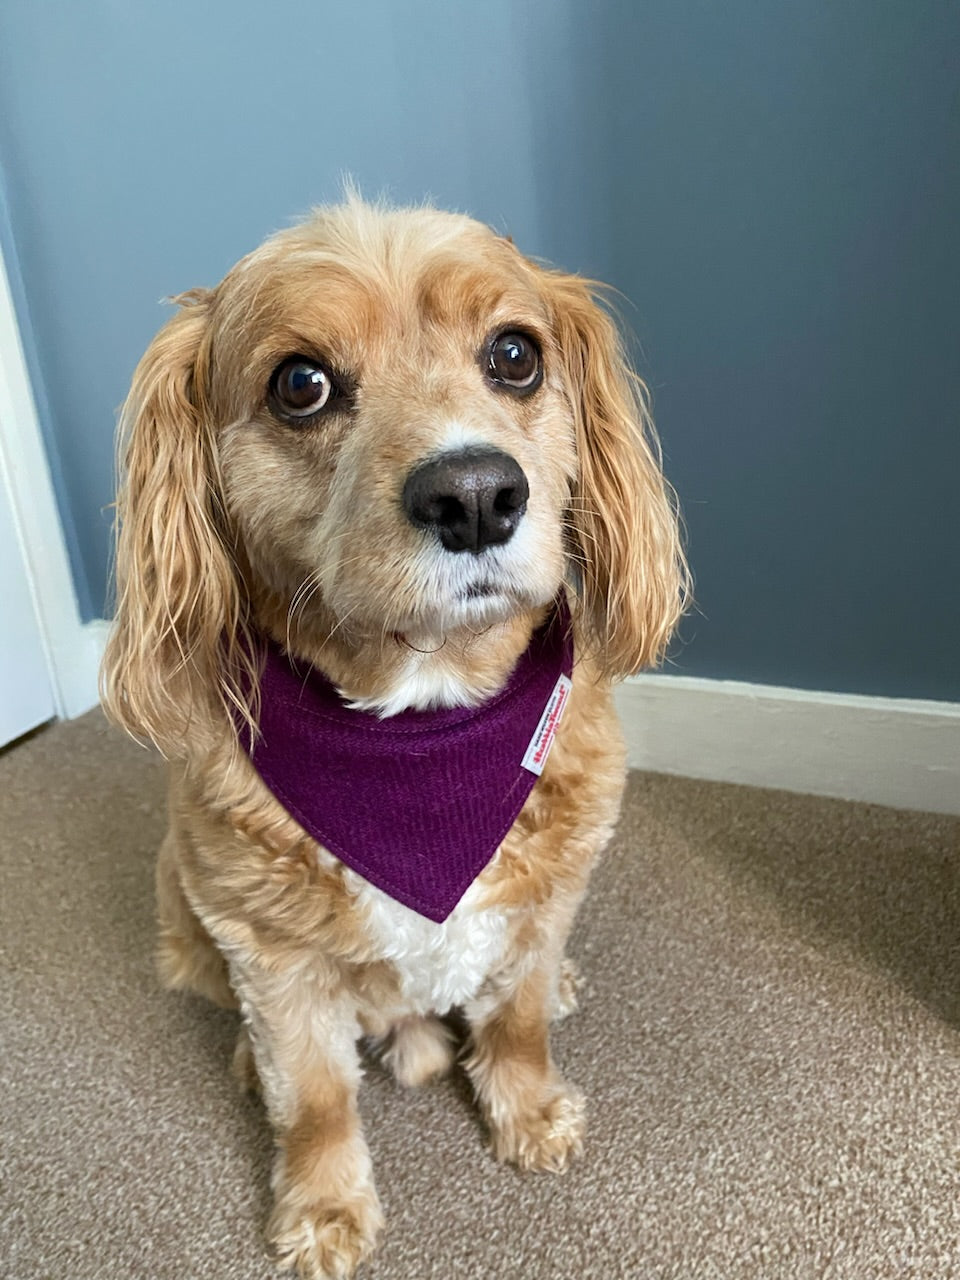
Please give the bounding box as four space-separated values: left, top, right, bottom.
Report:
242 604 574 922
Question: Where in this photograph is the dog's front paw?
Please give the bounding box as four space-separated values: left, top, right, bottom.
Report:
490 1084 585 1173
269 1191 383 1280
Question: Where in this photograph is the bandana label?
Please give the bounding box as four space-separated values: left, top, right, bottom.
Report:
521 674 572 775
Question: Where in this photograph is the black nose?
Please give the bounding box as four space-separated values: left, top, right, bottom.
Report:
402 448 529 554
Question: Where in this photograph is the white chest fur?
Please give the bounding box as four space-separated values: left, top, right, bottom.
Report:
338 862 510 1014
326 627 513 1012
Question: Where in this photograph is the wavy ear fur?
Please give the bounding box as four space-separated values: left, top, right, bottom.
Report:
100 291 255 755
545 272 689 676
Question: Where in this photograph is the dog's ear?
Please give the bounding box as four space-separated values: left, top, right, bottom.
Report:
101 290 255 754
545 272 688 676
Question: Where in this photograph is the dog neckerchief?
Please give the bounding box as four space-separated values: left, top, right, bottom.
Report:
243 603 574 923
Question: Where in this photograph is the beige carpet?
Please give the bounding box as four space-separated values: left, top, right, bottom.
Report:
3 710 960 1280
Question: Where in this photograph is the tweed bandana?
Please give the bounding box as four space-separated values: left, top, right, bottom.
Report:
242 604 574 922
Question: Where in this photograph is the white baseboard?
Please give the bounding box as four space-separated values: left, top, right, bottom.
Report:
616 675 960 817
39 615 109 721
54 617 110 720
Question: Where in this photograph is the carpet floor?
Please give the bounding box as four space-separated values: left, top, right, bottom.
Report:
2 710 960 1279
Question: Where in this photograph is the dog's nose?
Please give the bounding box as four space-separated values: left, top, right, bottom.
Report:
402 448 529 553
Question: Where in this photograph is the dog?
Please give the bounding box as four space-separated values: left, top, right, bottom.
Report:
101 195 687 1279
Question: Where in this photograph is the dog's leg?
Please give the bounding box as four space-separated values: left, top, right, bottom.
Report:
155 831 236 1009
464 954 585 1173
230 960 382 1280
551 956 582 1022
380 1015 456 1087
231 1023 262 1095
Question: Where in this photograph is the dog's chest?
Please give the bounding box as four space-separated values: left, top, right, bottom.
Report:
338 862 510 1013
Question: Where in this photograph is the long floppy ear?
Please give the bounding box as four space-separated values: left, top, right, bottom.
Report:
546 272 689 677
100 290 254 755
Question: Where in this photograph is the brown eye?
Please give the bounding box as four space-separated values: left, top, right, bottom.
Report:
487 331 542 393
269 358 337 419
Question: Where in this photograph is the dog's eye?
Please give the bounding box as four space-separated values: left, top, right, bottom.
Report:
486 331 542 393
269 358 337 419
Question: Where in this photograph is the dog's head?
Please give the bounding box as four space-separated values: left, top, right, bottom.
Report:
102 198 687 752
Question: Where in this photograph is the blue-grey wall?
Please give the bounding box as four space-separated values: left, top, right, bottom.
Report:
1 1 957 700
586 1 960 701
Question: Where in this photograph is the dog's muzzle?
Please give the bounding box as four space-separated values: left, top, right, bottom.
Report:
402 447 529 554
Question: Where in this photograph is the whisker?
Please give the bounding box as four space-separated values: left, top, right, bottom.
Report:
319 599 367 650
286 570 325 650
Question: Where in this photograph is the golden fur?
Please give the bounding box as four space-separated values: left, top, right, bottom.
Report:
101 196 688 1279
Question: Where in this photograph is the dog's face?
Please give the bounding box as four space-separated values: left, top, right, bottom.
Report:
103 199 686 750
210 209 576 640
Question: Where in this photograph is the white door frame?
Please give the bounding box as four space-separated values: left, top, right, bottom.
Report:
0 238 105 720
